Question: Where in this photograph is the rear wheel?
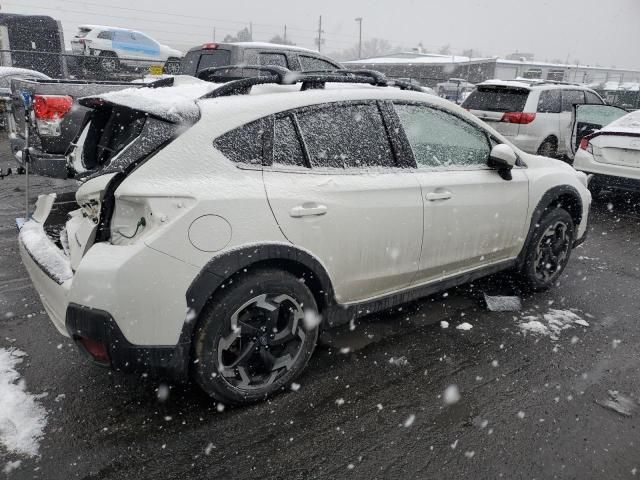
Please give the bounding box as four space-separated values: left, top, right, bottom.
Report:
193 269 319 405
519 208 574 291
537 137 558 158
99 51 118 72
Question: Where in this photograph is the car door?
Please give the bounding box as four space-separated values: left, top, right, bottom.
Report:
560 89 586 154
392 102 529 283
570 103 629 156
263 101 423 304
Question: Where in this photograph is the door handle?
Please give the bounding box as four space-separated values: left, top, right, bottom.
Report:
290 203 328 217
425 191 452 201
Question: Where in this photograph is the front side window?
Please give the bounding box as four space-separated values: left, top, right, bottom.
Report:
296 103 396 168
585 91 604 105
299 55 338 72
259 53 288 68
562 90 586 112
395 103 490 168
214 118 268 165
537 90 561 113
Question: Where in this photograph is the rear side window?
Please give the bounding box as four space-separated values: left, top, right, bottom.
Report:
299 56 338 72
395 103 490 168
97 31 113 40
296 103 396 168
214 119 267 165
182 50 232 76
259 53 288 68
562 90 586 112
273 116 306 167
585 91 604 105
462 87 529 112
537 90 561 113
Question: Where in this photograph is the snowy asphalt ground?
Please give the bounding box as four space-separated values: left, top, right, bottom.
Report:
2 145 640 479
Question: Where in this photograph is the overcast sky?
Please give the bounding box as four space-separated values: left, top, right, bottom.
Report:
6 0 640 68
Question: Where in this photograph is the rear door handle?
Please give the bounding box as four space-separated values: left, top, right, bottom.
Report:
425 191 452 201
290 203 328 217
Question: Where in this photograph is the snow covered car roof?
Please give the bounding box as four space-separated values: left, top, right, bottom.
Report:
601 110 640 135
79 76 220 123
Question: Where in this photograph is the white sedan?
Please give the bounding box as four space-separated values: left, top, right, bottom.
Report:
573 107 640 193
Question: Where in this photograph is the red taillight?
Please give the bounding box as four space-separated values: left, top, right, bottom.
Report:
202 42 219 49
77 337 110 364
579 137 590 150
501 112 536 124
33 95 73 120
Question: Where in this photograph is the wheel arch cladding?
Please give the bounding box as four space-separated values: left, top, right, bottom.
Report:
182 244 335 343
519 185 582 265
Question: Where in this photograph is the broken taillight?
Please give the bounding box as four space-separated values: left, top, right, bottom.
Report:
33 95 73 136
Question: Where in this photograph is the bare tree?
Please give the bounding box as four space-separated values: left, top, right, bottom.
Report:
438 44 451 55
269 35 295 46
330 38 394 61
223 27 251 43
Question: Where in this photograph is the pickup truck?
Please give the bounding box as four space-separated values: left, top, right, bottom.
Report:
9 78 142 178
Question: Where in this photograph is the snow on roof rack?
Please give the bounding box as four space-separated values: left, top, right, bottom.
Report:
195 65 423 99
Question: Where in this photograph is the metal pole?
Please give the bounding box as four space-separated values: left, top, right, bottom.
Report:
23 108 30 220
250 22 253 41
284 24 287 43
355 17 363 59
317 16 322 53
213 27 216 42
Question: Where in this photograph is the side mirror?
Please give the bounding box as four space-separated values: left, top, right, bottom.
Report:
488 144 517 180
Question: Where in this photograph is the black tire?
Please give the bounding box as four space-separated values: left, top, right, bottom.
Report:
193 268 319 405
519 208 574 291
99 51 118 72
537 137 558 158
164 57 181 74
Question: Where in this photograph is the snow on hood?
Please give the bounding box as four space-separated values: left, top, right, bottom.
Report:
80 76 220 123
601 110 640 135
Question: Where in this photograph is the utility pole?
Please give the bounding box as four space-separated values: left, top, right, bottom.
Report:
213 27 216 42
284 24 287 43
250 22 253 41
317 15 322 53
355 17 363 59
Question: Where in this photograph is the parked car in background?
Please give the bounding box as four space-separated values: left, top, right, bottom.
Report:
181 42 342 77
463 80 605 160
10 76 143 177
0 67 50 130
18 71 590 405
573 107 640 193
436 78 475 104
70 25 183 74
395 77 436 95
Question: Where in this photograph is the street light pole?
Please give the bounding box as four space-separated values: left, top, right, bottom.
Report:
355 17 363 59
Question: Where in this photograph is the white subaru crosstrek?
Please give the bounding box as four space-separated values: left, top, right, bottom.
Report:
463 80 605 160
18 73 591 405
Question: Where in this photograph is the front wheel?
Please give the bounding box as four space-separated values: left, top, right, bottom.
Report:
519 208 575 291
537 138 558 158
193 269 319 405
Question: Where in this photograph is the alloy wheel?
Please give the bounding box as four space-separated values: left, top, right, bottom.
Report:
217 293 306 390
534 221 571 282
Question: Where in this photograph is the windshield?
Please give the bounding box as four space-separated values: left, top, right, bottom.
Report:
181 49 232 76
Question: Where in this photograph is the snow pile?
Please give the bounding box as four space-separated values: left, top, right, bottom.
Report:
85 76 219 123
0 349 48 457
456 322 473 331
517 309 589 340
19 221 73 283
601 110 640 135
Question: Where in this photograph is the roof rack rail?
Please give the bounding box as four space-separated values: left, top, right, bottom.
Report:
196 65 291 82
197 66 423 99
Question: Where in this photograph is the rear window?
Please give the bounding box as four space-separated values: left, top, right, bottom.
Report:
259 53 289 68
299 56 338 72
75 28 91 38
462 87 529 112
181 49 231 76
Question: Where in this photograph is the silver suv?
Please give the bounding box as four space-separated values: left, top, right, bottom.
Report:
463 80 605 159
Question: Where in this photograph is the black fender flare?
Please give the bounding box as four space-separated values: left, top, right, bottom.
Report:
179 243 336 345
517 184 583 268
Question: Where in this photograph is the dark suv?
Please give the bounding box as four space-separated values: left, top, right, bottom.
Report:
180 41 342 77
